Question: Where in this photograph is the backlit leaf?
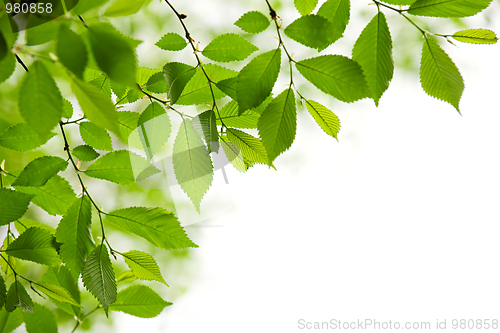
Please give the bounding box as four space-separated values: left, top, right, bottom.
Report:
0 275 6 309
12 156 68 187
72 145 100 162
225 128 269 169
121 250 168 285
408 0 493 18
163 62 196 104
202 33 258 62
116 111 141 144
23 303 57 333
0 123 55 152
235 11 270 34
105 207 198 250
42 266 81 316
34 282 80 307
305 100 340 139
6 228 59 266
284 15 336 51
104 0 147 17
452 29 498 44
192 110 219 153
109 285 171 318
155 33 187 51
317 0 350 43
79 121 113 151
0 308 24 333
294 0 319 15
134 102 170 158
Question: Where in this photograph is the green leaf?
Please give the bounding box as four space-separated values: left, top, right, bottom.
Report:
144 72 167 93
15 219 56 235
317 0 350 43
235 11 270 34
0 237 17 279
155 33 187 51
87 22 137 87
42 266 81 316
0 275 6 309
89 74 112 99
237 48 281 112
105 207 198 250
23 303 57 333
192 110 219 153
202 33 258 62
116 271 137 283
56 195 94 278
0 31 7 61
18 61 63 141
121 250 168 286
381 1 416 4
0 54 15 85
5 282 33 313
215 77 237 100
74 0 109 14
62 99 74 119
352 12 394 106
79 121 113 151
104 0 147 17
84 150 160 185
6 228 59 266
258 89 297 163
176 64 237 105
163 62 196 105
116 111 141 144
284 15 336 51
72 145 100 162
0 189 34 226
110 285 171 318
57 25 87 79
173 119 214 212
295 0 319 15
408 0 493 17
452 29 498 44
133 102 170 158
14 175 77 216
12 156 68 187
216 100 260 129
420 36 464 112
225 128 269 169
34 282 80 307
25 21 58 46
296 55 370 103
0 123 56 152
71 77 120 135
0 308 24 333
82 244 116 315
305 100 340 139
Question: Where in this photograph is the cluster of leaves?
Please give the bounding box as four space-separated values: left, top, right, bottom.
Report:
0 0 498 331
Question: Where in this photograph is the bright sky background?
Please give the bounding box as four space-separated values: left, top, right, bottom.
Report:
106 1 500 333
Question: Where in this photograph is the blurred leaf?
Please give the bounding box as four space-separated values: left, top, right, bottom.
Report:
0 54 15 85
105 207 198 250
6 228 59 266
420 36 463 112
104 0 147 17
82 244 116 316
26 21 58 46
62 99 74 119
408 0 493 18
136 102 170 157
110 285 171 318
0 123 56 152
5 282 33 313
296 55 370 103
452 29 498 44
56 195 94 278
294 0 319 15
19 61 63 141
116 271 137 283
237 48 281 112
121 250 168 285
0 308 23 333
23 303 57 333
79 121 113 151
284 15 336 51
12 156 68 187
58 25 88 79
72 145 100 162
234 11 270 33
202 33 258 62
305 100 340 139
381 0 416 4
155 33 187 51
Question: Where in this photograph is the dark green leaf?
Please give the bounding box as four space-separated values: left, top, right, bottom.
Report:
235 11 270 33
110 285 171 318
18 61 63 140
155 33 187 51
121 250 168 285
0 275 6 309
6 228 59 266
237 48 281 112
82 244 116 315
202 33 258 62
296 55 370 103
84 150 160 185
72 145 100 162
87 22 137 87
23 303 57 333
408 0 493 18
57 25 87 79
420 36 463 112
192 110 219 153
163 62 196 104
295 0 319 15
452 29 498 44
0 54 15 85
215 77 237 100
317 0 350 43
14 175 77 216
0 31 7 61
284 15 336 51
56 195 94 278
352 12 394 105
12 156 68 187
0 123 56 152
79 121 113 151
258 89 297 163
105 207 198 250
173 119 214 212
305 100 340 139
0 188 34 226
25 21 58 46
5 282 33 313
